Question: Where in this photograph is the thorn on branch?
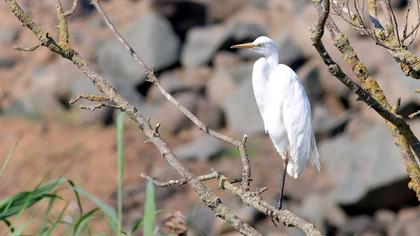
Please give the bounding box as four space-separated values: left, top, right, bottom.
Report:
69 94 109 104
154 123 161 135
141 169 219 187
14 43 42 52
69 94 121 111
79 102 121 111
241 134 248 146
64 0 79 17
409 110 420 119
393 97 402 113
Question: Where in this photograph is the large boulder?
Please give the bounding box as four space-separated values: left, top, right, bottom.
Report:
181 21 265 68
319 124 413 208
181 24 229 68
97 12 180 86
222 78 264 134
174 135 224 161
151 0 206 40
153 92 198 134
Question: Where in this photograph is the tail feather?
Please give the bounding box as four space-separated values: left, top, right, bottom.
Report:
310 135 321 172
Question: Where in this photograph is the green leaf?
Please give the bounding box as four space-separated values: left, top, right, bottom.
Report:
73 186 118 234
0 138 20 178
143 180 156 236
0 178 66 221
73 208 99 236
116 112 125 235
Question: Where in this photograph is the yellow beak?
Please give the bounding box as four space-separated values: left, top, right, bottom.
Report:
231 42 255 49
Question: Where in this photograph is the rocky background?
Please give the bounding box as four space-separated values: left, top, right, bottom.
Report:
1 0 420 235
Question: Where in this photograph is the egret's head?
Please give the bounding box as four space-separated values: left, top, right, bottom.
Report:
231 36 278 58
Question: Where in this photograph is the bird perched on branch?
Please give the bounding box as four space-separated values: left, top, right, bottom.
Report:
231 36 320 210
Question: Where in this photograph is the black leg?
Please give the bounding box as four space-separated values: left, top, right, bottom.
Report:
276 157 289 210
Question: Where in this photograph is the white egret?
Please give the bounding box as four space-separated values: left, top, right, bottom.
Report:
231 36 320 210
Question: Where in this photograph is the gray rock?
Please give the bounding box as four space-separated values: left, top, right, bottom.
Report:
181 24 228 68
188 206 215 236
0 57 16 68
297 63 324 104
374 209 395 231
0 27 19 44
389 207 420 236
223 78 264 134
153 92 197 134
174 135 224 161
207 0 247 22
319 125 409 206
147 71 188 103
151 0 206 40
196 98 224 129
97 12 180 86
229 21 266 42
207 70 236 106
312 105 352 136
296 194 347 232
340 215 379 235
3 99 39 119
207 62 253 106
5 62 82 118
181 22 265 68
276 29 304 67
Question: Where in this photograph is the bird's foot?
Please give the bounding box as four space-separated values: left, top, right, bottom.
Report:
268 209 280 227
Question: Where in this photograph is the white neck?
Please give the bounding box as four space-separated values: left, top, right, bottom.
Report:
265 52 279 72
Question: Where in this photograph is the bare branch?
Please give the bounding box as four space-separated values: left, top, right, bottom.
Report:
89 0 252 191
14 42 42 52
310 0 420 200
218 175 321 235
69 93 109 104
141 169 220 187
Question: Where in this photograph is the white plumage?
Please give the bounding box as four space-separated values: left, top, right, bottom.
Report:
232 36 320 179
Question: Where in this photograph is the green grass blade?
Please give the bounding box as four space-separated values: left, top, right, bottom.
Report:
116 112 125 236
68 180 84 215
38 195 58 235
11 220 35 236
73 186 118 234
129 217 143 234
0 178 66 221
72 208 99 236
0 138 20 178
45 201 69 236
143 180 156 236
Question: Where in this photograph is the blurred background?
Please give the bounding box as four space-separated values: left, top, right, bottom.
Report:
0 0 420 235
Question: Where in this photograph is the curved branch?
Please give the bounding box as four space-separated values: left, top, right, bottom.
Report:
310 0 420 200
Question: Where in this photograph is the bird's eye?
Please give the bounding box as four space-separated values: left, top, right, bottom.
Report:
257 43 264 47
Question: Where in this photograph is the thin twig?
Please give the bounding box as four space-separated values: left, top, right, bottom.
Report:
409 110 420 119
141 169 220 187
64 0 78 17
14 42 42 52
